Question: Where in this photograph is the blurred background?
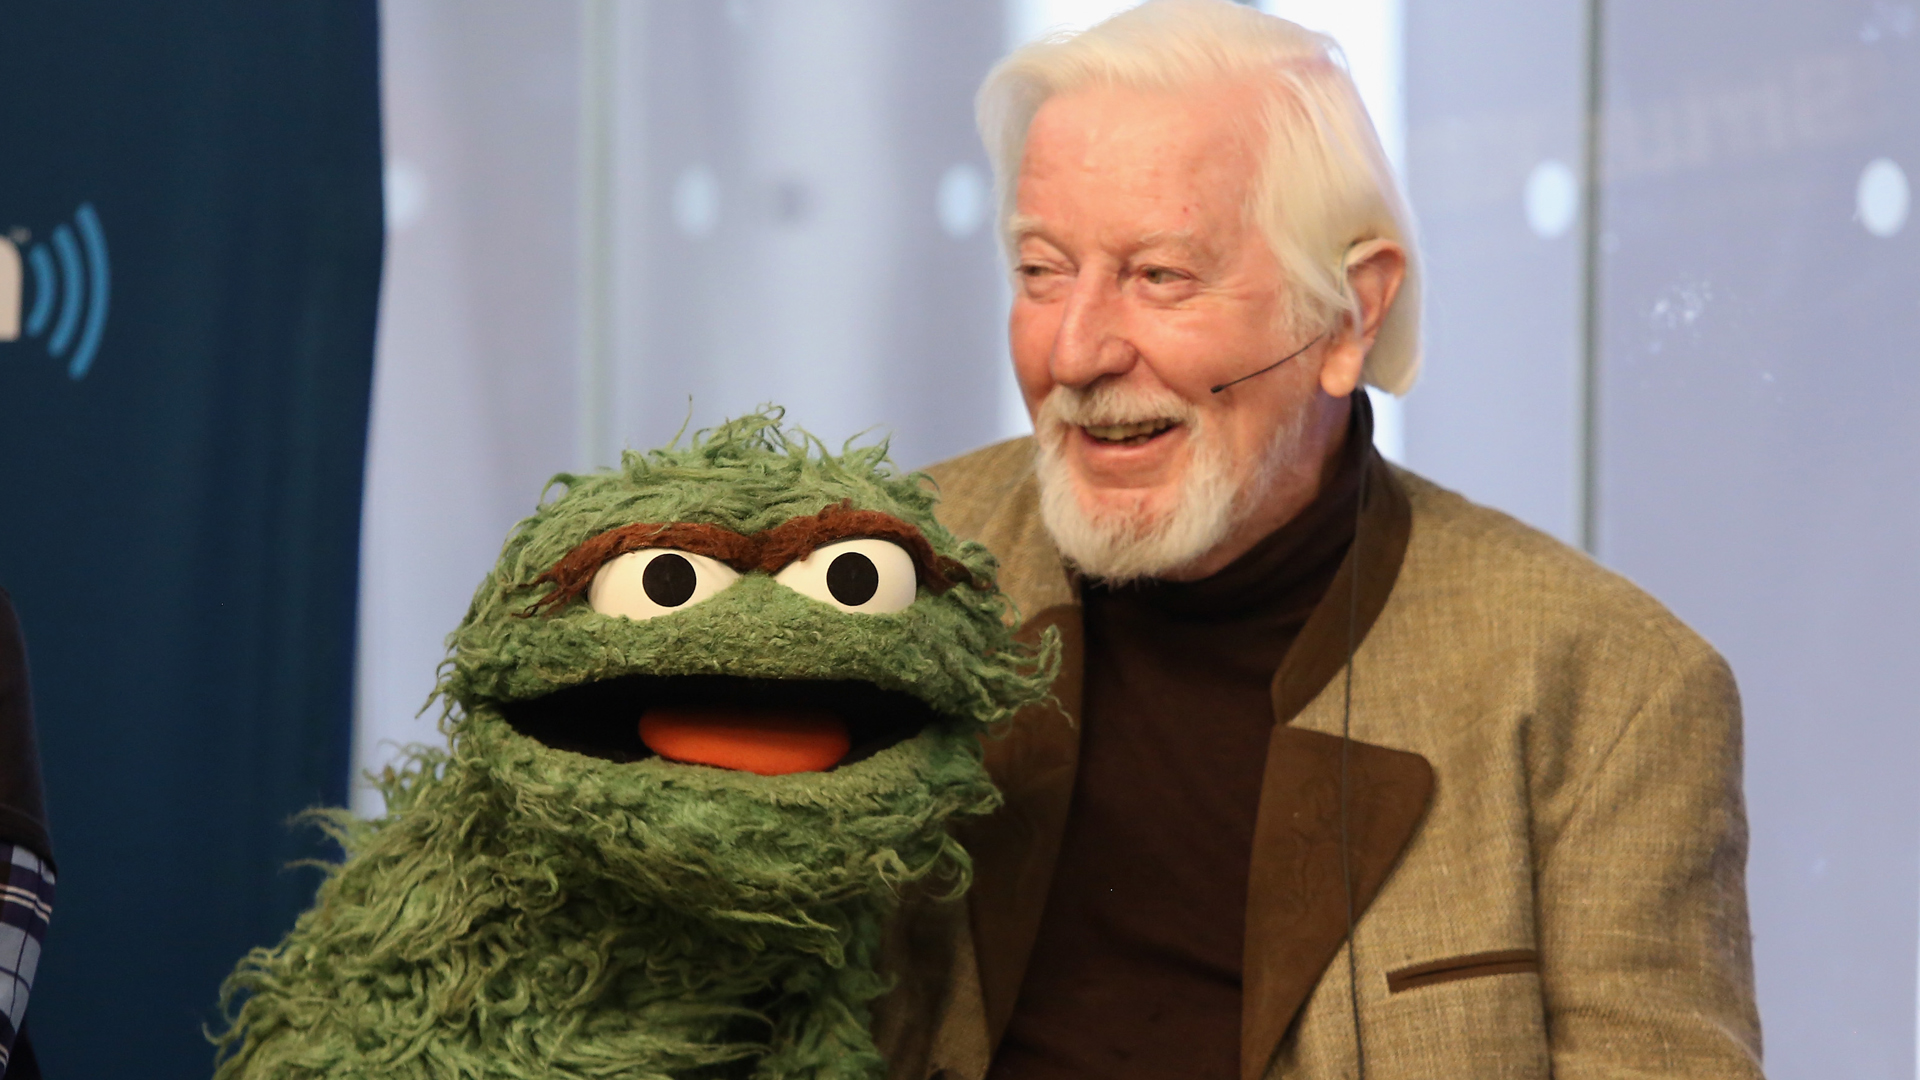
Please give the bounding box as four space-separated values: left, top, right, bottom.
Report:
1 0 1915 1076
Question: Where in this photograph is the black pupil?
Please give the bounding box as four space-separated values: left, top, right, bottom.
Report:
642 553 699 607
825 552 880 606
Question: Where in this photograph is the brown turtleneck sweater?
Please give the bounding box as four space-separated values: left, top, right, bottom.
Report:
987 406 1366 1080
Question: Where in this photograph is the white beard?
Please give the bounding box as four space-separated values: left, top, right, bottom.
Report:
1033 381 1304 584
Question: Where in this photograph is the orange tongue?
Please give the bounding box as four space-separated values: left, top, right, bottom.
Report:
639 707 851 776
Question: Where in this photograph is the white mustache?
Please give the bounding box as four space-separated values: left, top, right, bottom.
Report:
1037 382 1198 431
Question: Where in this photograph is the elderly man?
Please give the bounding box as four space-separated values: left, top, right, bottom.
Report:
872 2 1762 1079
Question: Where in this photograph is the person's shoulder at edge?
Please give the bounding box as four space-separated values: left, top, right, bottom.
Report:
923 438 1723 664
0 583 27 685
1389 462 1728 683
920 436 1038 542
921 438 1729 689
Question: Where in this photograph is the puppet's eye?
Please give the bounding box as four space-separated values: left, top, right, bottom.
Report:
589 549 740 620
774 539 918 614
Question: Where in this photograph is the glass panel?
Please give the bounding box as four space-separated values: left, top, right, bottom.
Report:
1401 0 1588 544
607 1 1009 470
355 0 586 813
1596 1 1920 1071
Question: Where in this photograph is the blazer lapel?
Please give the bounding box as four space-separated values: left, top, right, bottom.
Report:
958 603 1084 1051
1240 727 1432 1080
1241 446 1430 1080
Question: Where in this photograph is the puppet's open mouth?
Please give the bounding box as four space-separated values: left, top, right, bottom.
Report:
500 674 943 774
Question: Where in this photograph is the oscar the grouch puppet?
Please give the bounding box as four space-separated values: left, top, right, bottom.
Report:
214 412 1054 1080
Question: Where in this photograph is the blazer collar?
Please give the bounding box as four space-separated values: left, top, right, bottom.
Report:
962 433 1432 1078
1241 449 1429 1080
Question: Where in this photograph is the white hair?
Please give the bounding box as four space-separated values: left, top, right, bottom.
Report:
977 0 1423 394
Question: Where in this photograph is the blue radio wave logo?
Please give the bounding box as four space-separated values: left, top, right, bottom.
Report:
0 203 112 380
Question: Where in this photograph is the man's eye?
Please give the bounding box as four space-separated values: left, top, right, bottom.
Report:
1141 267 1183 285
774 539 918 614
589 549 740 620
1018 263 1071 300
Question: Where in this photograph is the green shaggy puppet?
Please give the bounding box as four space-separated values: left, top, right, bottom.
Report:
214 413 1053 1080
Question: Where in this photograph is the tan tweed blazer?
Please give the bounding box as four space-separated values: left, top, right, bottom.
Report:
873 436 1763 1080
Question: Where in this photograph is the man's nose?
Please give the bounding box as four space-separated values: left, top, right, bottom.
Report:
1049 272 1136 389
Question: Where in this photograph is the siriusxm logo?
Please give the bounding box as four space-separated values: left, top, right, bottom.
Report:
0 203 111 380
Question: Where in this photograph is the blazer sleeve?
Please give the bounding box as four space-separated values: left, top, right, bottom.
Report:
1535 642 1763 1078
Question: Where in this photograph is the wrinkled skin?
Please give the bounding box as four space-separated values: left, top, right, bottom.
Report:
213 414 1055 1080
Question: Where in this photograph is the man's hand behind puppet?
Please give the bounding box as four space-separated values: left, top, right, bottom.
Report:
213 412 1056 1080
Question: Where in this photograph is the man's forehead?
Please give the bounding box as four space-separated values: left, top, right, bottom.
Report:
1016 82 1263 230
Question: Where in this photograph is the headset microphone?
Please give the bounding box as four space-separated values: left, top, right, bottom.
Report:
1208 333 1324 394
1226 240 1381 1074
1341 433 1369 1080
1211 323 1368 1072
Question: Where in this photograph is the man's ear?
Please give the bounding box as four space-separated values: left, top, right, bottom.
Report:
1318 239 1408 398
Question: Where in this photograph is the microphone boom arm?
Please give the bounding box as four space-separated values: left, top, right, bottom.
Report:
1209 333 1325 394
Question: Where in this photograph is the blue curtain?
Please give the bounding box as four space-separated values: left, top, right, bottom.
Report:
0 2 383 1075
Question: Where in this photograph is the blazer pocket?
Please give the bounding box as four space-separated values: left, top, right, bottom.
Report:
1386 949 1539 994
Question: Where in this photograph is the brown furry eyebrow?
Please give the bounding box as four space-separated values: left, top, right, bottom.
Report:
523 501 982 615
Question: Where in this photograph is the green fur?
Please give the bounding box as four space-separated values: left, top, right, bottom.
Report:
214 412 1056 1079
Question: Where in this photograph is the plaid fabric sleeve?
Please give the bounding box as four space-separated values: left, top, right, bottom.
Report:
0 844 53 1072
